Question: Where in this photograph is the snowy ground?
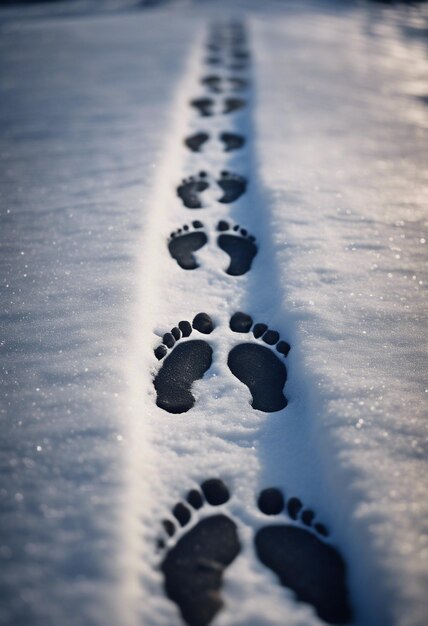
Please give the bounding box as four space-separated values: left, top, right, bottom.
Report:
0 1 427 626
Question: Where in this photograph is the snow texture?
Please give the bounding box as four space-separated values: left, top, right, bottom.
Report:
0 1 427 626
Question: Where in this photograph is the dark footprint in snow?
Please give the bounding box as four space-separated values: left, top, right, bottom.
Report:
228 62 249 71
223 97 246 114
177 172 209 209
153 313 214 414
228 77 248 91
159 478 240 626
220 132 245 152
217 170 247 203
216 220 257 276
191 97 214 117
205 55 222 66
168 221 207 270
232 50 250 61
227 312 289 412
255 488 352 624
185 132 209 153
201 74 222 94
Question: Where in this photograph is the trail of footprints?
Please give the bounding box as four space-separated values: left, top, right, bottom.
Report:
152 21 353 625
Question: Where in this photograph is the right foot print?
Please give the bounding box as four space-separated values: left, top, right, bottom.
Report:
228 76 248 91
223 97 246 114
227 312 290 412
168 221 207 270
216 220 257 276
205 55 222 66
255 488 352 624
219 131 245 152
153 313 214 414
185 132 209 153
159 478 240 626
201 74 222 94
177 172 209 209
201 75 248 94
217 171 247 203
190 97 214 117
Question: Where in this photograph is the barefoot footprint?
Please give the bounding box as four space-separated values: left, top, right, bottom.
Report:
190 97 214 117
158 480 352 626
219 131 245 152
159 478 240 626
255 488 353 624
217 170 247 203
177 172 209 209
223 97 246 114
216 220 257 276
201 74 222 94
153 313 214 414
185 132 209 153
228 312 290 412
168 221 207 270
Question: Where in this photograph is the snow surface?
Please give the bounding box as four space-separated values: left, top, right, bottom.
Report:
0 1 427 626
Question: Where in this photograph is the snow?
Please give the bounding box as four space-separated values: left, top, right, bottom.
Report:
0 1 427 626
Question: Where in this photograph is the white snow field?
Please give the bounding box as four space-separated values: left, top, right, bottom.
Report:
0 1 427 626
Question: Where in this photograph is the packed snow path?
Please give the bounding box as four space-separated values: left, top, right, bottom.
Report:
0 2 427 626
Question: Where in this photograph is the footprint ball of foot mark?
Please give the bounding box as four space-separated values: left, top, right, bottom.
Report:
154 345 167 360
168 222 208 270
179 320 192 337
187 489 203 510
263 330 280 345
192 312 214 334
160 480 240 626
201 478 230 505
216 221 258 276
258 488 285 516
173 503 192 527
230 311 253 333
253 323 267 339
287 497 302 520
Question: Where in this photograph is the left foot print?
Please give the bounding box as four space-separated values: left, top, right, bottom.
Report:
177 172 209 209
255 488 353 625
216 220 257 276
168 221 207 270
217 171 247 203
159 478 241 626
185 132 209 153
201 74 222 93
